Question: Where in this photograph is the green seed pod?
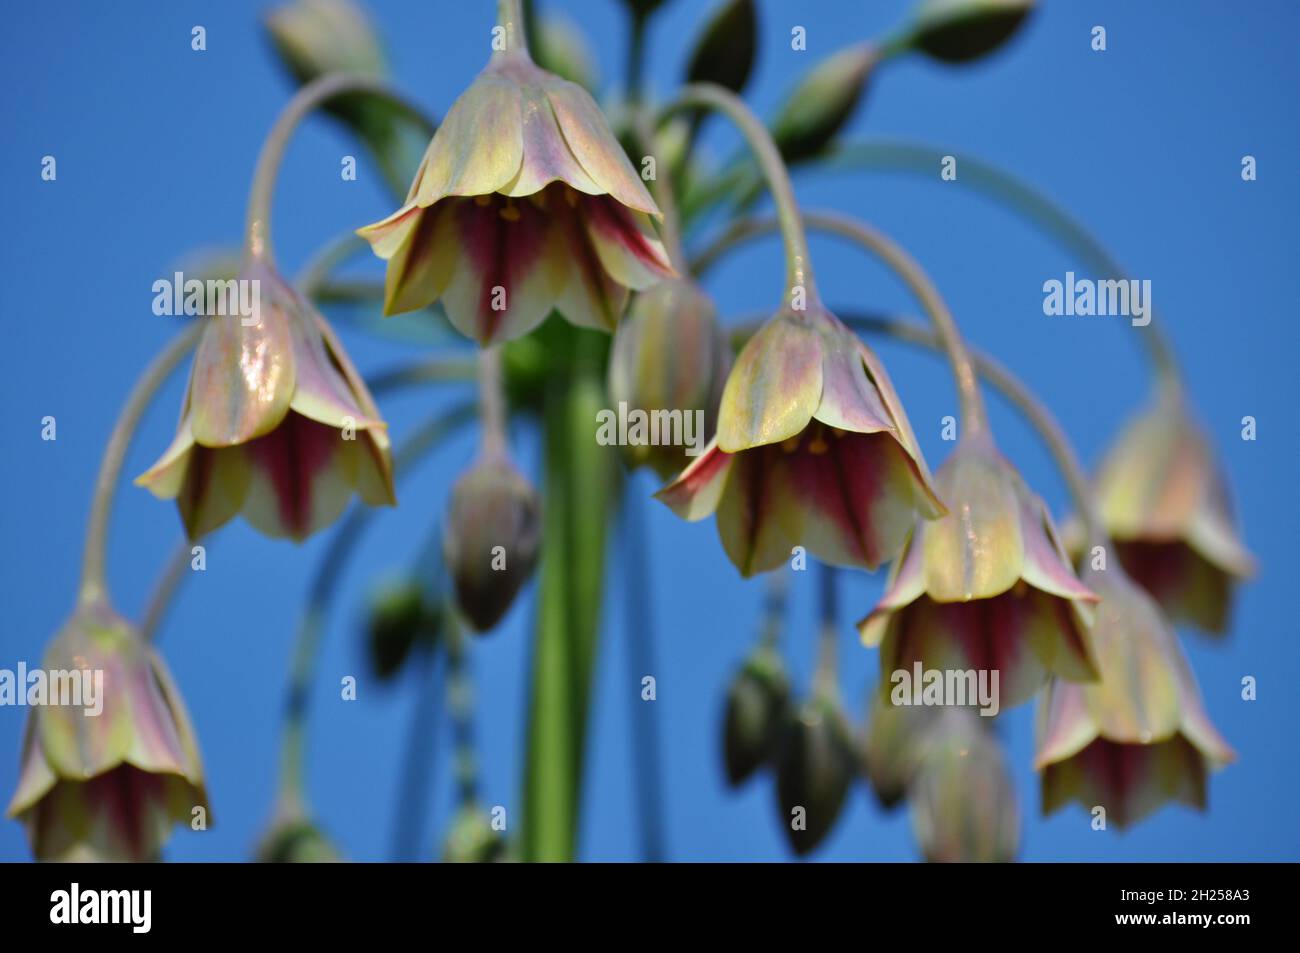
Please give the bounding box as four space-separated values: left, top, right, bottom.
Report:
771 44 877 163
722 646 791 786
910 0 1035 65
774 693 857 856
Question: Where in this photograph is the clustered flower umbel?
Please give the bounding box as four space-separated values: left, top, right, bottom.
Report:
11 0 1249 862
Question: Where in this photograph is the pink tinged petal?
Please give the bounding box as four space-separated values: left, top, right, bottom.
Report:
135 417 198 500
1034 678 1099 768
811 325 897 434
316 315 396 505
177 445 253 540
501 85 602 197
1168 640 1237 767
286 306 384 431
1019 497 1099 602
441 193 568 345
1020 587 1098 683
855 333 943 516
6 716 57 819
715 445 799 577
1187 491 1257 579
654 438 733 521
780 429 928 571
1080 568 1183 745
554 196 628 331
356 202 422 260
412 74 524 205
581 198 673 290
242 413 353 541
880 592 1049 710
1117 540 1233 635
858 526 927 646
1043 738 1206 829
544 77 659 215
921 440 1026 602
146 651 208 789
188 290 296 448
377 203 457 317
717 313 822 453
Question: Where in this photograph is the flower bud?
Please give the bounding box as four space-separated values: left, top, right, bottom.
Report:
608 279 730 479
773 692 857 856
7 600 208 862
442 804 509 863
910 0 1036 64
256 812 343 863
862 689 938 809
685 0 758 96
443 456 541 632
366 576 440 680
722 646 790 786
771 44 877 163
908 708 1019 862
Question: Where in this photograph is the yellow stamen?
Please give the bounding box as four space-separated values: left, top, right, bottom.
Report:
830 427 847 439
474 194 492 207
808 435 829 455
499 201 521 222
781 436 801 454
563 188 579 208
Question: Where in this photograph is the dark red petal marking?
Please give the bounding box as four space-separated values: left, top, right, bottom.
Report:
247 413 339 538
456 194 549 341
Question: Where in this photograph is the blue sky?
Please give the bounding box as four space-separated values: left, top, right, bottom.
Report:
1 0 1297 861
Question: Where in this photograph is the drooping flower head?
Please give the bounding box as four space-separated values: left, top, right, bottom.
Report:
136 259 395 542
7 601 208 862
658 305 943 576
859 434 1099 710
1035 565 1235 828
357 23 673 345
1092 390 1255 635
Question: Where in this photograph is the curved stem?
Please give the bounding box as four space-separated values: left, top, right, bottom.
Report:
661 84 816 302
840 312 1109 548
78 324 203 607
140 540 195 644
366 355 478 396
826 139 1182 391
694 211 989 434
277 402 477 803
626 6 648 104
630 111 687 270
297 232 371 297
477 346 508 459
246 75 435 263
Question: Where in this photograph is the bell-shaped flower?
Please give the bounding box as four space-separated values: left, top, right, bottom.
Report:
657 306 943 576
356 38 673 345
858 434 1099 710
1035 565 1235 829
1092 391 1255 635
908 708 1020 863
7 601 208 862
136 259 395 542
607 279 730 479
443 453 541 632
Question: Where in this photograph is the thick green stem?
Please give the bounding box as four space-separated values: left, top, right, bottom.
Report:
841 312 1109 549
626 7 648 104
523 344 616 861
662 84 816 302
277 403 477 804
78 324 203 607
692 211 989 435
246 75 434 263
826 139 1183 391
